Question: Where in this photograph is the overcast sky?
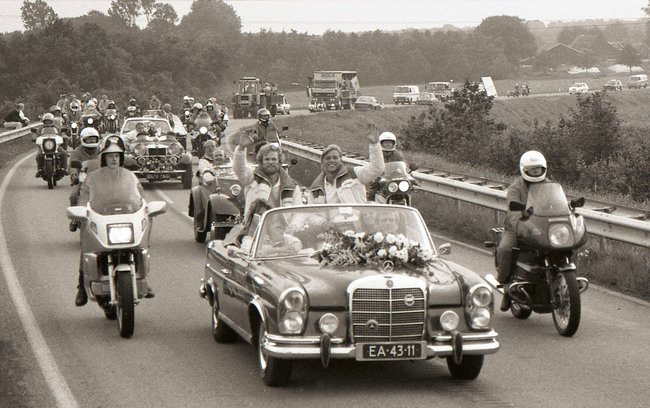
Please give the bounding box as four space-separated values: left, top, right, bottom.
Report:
0 0 647 34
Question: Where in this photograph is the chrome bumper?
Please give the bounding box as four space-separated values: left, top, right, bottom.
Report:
262 331 499 360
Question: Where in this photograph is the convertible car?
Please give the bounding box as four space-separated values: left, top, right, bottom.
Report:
199 204 499 386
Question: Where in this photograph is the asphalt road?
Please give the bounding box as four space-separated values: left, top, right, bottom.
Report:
1 117 649 408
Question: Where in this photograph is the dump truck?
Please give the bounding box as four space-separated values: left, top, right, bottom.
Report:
307 71 361 110
231 77 285 119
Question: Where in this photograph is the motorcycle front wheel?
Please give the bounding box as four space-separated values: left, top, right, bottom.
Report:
116 271 135 338
551 271 581 337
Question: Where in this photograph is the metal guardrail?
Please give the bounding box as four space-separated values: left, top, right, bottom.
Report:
0 123 41 144
282 138 650 248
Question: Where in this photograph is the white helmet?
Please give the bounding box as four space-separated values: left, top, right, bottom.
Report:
80 127 100 148
99 136 125 167
42 112 55 125
193 102 203 110
378 131 397 151
519 150 547 183
86 101 96 109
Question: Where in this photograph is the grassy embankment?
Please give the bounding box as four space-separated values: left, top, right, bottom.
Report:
275 91 650 301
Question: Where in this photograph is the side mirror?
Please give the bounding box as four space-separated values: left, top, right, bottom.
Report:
438 243 451 256
146 201 167 217
227 247 244 258
409 162 419 171
290 158 298 165
67 206 88 222
70 160 82 169
570 197 585 208
508 201 526 211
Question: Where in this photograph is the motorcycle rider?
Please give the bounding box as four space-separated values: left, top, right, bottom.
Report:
149 95 162 110
366 131 406 200
74 137 150 306
253 108 280 146
68 127 101 231
180 96 192 124
34 113 69 178
81 100 102 129
125 98 141 117
496 150 550 311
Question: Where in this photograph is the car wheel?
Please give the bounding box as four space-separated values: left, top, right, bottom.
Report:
257 321 292 386
446 355 484 380
182 167 193 189
211 296 237 343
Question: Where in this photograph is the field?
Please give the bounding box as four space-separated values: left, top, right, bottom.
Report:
273 91 650 301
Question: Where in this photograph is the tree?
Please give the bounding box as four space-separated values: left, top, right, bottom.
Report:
21 0 58 31
617 43 642 73
108 0 140 27
148 3 178 32
475 16 537 66
178 0 241 46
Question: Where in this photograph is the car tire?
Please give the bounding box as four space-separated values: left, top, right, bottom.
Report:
194 212 208 243
182 167 193 189
446 355 484 380
211 296 237 343
257 321 292 386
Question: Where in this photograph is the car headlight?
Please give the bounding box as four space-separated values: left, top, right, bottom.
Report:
549 223 572 247
470 285 492 308
43 139 56 151
278 288 307 334
132 143 147 157
230 184 241 196
167 142 182 156
319 313 339 335
107 223 134 244
439 310 459 331
398 180 410 192
470 308 491 329
387 182 399 193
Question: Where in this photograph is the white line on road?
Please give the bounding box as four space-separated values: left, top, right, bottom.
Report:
0 153 79 408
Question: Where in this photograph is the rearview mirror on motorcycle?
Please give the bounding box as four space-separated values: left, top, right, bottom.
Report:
146 201 167 217
409 162 419 171
67 206 88 222
290 158 298 165
508 201 526 211
70 160 82 169
570 197 585 208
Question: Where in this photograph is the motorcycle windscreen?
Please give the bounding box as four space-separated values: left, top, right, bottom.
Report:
525 183 571 217
383 161 410 179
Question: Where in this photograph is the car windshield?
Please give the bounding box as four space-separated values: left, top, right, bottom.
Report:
525 183 571 217
251 204 435 259
357 96 374 103
394 86 411 93
313 80 337 89
426 83 450 91
122 119 171 134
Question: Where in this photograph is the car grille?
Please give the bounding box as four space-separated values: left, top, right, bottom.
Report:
148 147 167 156
351 287 426 342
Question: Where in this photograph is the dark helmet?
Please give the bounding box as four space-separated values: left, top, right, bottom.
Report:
129 98 137 106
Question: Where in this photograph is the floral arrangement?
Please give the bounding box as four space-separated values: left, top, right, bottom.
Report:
317 230 435 268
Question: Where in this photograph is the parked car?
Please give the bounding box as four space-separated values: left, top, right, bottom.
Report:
603 79 623 91
568 83 589 94
354 96 383 111
392 85 420 104
415 92 437 105
276 97 291 115
626 74 648 89
200 204 500 386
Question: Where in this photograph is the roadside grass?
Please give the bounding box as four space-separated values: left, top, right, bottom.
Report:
279 107 650 301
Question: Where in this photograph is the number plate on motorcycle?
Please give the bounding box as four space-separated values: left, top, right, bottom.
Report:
356 342 426 361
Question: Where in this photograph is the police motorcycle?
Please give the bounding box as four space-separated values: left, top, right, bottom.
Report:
34 114 67 190
67 139 167 338
372 161 417 206
484 182 589 337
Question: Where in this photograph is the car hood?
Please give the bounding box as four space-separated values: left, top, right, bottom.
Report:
253 257 469 307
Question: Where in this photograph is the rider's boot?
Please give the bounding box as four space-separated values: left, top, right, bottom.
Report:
144 281 155 298
69 220 78 232
75 272 87 306
499 283 511 312
35 168 43 178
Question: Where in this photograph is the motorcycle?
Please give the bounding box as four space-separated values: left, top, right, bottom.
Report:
82 114 101 132
484 182 589 337
104 108 119 133
34 132 67 190
372 161 417 206
68 121 80 149
67 199 167 338
192 126 220 158
521 85 531 96
507 88 520 97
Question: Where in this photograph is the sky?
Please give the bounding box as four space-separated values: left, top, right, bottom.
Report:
0 0 648 34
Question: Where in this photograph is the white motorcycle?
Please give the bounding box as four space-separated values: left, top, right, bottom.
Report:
67 199 167 338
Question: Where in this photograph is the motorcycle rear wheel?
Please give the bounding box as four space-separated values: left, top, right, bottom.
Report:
551 271 581 337
116 271 135 338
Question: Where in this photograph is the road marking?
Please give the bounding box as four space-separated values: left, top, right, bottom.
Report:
0 153 79 408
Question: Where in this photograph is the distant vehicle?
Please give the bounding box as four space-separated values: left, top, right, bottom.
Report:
308 70 361 110
423 82 454 102
392 85 420 104
276 96 291 115
415 92 437 105
603 79 623 91
231 77 285 118
626 74 648 89
568 83 589 94
354 96 383 111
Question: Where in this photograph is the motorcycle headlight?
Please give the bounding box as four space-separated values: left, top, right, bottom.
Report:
470 285 492 308
319 313 339 335
387 182 399 193
549 223 573 247
398 180 410 192
199 126 208 135
43 139 56 151
87 118 94 124
230 184 241 196
107 223 134 245
167 142 182 156
109 114 116 120
70 122 78 129
439 310 459 331
132 143 147 157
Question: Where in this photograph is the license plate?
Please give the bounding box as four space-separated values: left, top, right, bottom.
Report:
356 342 426 361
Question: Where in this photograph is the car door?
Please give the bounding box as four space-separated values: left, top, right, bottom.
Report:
210 247 251 331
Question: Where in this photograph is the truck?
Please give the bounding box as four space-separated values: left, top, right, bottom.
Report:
422 81 455 102
307 71 361 110
231 77 285 119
